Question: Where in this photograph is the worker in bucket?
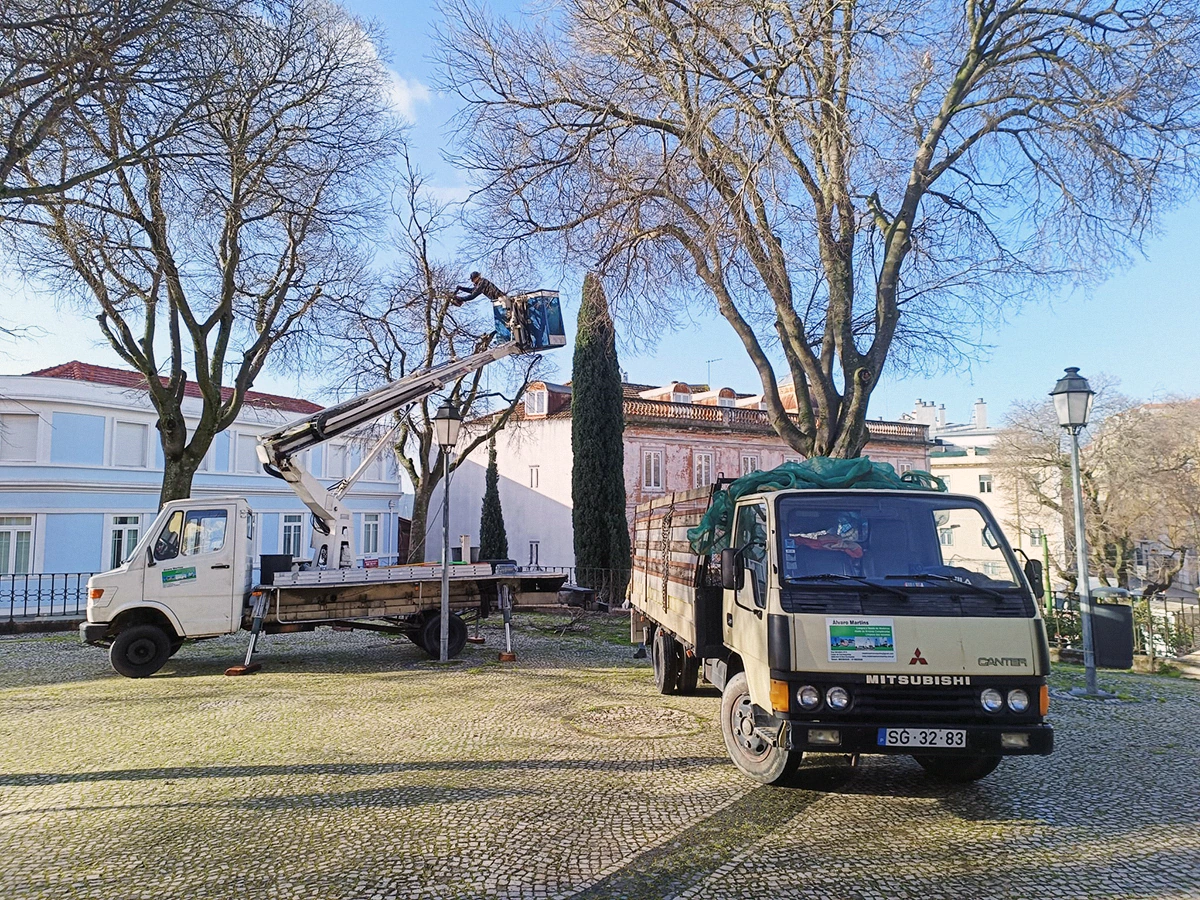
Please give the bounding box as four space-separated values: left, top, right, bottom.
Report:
453 271 529 349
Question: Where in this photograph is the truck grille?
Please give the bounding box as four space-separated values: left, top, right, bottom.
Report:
817 684 1041 725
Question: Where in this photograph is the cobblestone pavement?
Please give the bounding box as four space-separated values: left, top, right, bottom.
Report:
1 616 1198 900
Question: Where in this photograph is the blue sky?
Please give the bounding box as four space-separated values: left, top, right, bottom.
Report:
3 0 1198 428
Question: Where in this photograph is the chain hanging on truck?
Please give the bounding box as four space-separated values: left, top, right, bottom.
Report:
660 506 674 612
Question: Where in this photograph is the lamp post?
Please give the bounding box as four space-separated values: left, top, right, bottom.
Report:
433 401 462 663
1049 367 1099 695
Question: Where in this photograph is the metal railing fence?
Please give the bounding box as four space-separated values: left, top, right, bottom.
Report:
1046 592 1200 658
3 573 92 620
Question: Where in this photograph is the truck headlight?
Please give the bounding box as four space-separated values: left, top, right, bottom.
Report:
825 686 850 710
797 685 821 710
1007 689 1030 713
980 688 1004 713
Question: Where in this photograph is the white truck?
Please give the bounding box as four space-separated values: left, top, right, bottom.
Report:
630 469 1054 785
81 292 567 677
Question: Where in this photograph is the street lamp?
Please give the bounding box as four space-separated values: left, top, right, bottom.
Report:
433 401 462 663
1049 367 1100 696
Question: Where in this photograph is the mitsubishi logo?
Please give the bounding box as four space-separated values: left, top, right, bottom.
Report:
909 648 929 665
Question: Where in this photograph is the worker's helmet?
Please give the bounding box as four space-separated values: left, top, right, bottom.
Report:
469 271 481 281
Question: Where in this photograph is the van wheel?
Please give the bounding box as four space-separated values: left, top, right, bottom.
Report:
419 613 468 659
720 672 801 785
109 624 172 678
913 754 1003 782
651 627 681 694
168 639 185 658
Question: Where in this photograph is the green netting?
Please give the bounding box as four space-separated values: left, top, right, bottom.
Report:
687 456 946 555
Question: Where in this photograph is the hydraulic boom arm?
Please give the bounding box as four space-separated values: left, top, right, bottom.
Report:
254 291 563 569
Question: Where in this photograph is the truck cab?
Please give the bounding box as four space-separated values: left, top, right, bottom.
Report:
714 488 1052 783
82 498 255 675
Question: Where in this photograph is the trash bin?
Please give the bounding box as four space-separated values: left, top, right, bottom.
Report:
1091 588 1134 669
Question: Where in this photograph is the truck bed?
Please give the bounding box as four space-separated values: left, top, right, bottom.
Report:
252 567 567 626
629 486 723 651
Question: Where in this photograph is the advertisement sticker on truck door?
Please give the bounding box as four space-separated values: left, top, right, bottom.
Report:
827 617 896 662
162 566 197 586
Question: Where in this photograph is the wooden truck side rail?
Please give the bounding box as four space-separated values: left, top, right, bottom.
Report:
630 484 718 647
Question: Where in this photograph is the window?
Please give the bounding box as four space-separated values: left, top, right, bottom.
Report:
326 443 348 479
939 527 955 547
110 515 141 568
0 414 38 462
529 465 540 488
154 508 228 561
0 516 33 575
741 454 760 476
1029 526 1045 542
979 474 993 493
361 450 385 482
113 421 148 467
236 434 260 474
282 514 303 557
694 452 713 488
732 501 768 607
642 450 662 489
717 397 736 408
363 513 379 555
525 390 547 416
783 456 803 465
897 462 914 474
528 540 540 566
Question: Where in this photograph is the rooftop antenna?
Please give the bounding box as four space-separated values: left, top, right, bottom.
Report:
705 357 723 387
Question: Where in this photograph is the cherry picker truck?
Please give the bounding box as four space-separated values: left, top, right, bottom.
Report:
80 292 566 678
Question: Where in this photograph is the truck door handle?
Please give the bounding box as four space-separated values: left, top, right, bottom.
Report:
211 564 230 569
726 613 733 627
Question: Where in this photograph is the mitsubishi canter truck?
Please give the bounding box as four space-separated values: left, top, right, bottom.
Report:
630 459 1054 785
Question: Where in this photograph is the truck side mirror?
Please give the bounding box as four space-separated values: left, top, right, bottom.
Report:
146 544 156 568
1024 558 1044 598
720 547 744 592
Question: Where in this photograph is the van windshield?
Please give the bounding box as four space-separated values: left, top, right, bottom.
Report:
776 493 1021 590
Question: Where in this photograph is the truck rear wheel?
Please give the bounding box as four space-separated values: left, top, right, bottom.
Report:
679 654 700 694
720 671 802 785
109 624 172 678
651 627 681 694
419 613 468 659
913 754 1003 782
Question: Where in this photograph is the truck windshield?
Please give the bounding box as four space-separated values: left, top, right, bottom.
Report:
777 494 1021 590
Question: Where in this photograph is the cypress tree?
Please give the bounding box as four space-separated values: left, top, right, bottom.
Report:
478 436 509 560
571 273 631 603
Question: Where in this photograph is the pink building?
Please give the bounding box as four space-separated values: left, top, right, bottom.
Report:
442 380 930 568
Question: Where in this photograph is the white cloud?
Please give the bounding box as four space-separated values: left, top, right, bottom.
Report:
387 71 431 123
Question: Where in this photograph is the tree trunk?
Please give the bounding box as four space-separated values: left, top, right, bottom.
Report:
159 454 196 507
407 482 436 563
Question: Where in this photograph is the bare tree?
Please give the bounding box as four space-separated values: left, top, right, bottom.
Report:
328 153 542 562
9 0 400 505
0 0 218 212
438 0 1200 458
995 390 1200 590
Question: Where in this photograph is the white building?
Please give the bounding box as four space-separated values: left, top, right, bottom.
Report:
0 362 410 608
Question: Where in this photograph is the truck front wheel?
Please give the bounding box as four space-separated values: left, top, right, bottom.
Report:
651 627 681 694
913 754 1003 782
720 672 802 785
109 624 172 678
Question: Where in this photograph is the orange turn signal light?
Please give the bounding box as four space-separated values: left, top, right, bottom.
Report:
88 588 104 600
770 678 790 714
1039 684 1050 716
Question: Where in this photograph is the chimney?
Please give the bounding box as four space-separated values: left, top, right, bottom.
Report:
937 404 947 428
973 399 987 429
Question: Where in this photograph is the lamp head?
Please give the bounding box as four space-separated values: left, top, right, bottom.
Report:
433 401 462 449
1049 367 1094 430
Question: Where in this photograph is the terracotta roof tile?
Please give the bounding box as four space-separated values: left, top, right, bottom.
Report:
25 361 322 414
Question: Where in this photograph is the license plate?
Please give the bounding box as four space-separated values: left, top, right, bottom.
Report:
877 728 967 748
